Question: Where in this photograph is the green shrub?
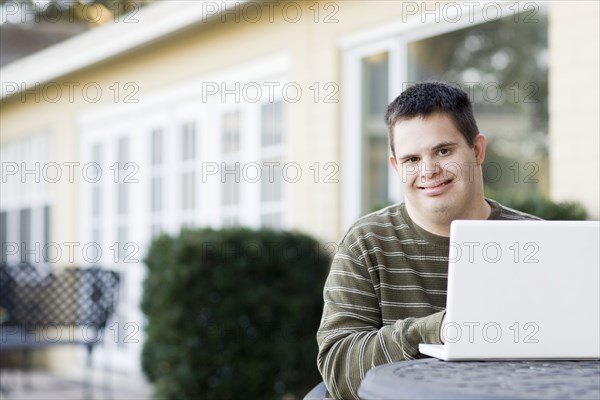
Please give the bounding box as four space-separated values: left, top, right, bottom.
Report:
486 191 589 220
505 197 588 220
141 227 331 400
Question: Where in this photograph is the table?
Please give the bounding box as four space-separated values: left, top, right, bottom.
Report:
358 358 600 400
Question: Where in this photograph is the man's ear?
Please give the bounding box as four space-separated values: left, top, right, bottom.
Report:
389 154 399 173
473 134 487 165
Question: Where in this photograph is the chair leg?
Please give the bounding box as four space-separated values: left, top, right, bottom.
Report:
83 344 93 400
22 348 33 390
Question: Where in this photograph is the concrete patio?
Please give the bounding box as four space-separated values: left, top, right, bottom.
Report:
0 369 153 400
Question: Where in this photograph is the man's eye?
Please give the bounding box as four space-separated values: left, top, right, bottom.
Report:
438 148 450 156
405 157 419 163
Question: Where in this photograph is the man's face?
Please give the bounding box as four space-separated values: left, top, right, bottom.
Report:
389 112 487 224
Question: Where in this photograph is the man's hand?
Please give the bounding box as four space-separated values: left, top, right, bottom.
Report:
440 313 446 344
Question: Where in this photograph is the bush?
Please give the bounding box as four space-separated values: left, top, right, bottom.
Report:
141 227 331 400
486 191 589 220
505 197 588 220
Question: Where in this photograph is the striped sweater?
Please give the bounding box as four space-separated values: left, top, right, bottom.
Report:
316 199 540 399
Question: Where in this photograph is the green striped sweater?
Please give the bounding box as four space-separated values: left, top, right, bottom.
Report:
316 199 540 399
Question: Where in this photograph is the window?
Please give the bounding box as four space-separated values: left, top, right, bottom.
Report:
361 52 390 213
222 164 240 206
117 137 129 215
261 101 284 147
222 111 240 154
181 171 196 210
91 143 103 218
259 100 285 229
19 209 31 263
260 159 283 203
151 129 163 166
345 7 549 224
1 133 52 265
43 206 50 263
116 137 129 260
89 142 103 257
117 226 128 263
151 177 163 213
180 122 197 214
0 212 7 263
221 111 241 225
149 128 164 237
260 213 282 229
181 123 196 161
406 11 549 199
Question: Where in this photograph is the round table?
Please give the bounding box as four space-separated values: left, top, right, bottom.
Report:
358 358 600 399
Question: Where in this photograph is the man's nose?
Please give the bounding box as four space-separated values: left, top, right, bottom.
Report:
419 159 441 180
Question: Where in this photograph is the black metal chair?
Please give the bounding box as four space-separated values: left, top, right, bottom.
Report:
0 263 120 396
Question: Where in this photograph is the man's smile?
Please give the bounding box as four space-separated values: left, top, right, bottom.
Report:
417 179 454 195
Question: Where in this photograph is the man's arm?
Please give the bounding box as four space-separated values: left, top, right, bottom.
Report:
316 247 445 399
440 313 446 343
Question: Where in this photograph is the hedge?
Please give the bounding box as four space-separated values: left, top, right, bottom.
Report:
484 191 589 220
141 227 331 400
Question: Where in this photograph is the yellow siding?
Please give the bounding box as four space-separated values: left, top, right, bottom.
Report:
1 0 598 262
549 1 600 218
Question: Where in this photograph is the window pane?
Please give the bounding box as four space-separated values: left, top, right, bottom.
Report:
117 226 128 261
118 183 128 215
222 111 240 154
151 224 161 239
222 216 239 227
260 213 282 229
151 129 163 166
117 138 129 214
19 208 31 263
407 11 549 199
92 228 101 245
92 186 102 217
260 159 282 203
118 137 129 166
92 143 102 165
43 206 50 262
91 143 103 217
221 164 240 206
261 101 283 147
151 176 162 213
181 171 196 210
181 123 196 161
361 52 389 213
0 211 6 263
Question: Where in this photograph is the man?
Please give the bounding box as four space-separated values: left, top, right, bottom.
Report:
316 82 540 399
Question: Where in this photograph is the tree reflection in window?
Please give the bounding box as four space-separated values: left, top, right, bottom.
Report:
407 10 548 199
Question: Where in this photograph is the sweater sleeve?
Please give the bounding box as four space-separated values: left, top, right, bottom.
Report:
316 243 445 400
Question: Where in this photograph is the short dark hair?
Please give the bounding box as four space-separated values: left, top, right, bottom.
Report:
385 81 479 158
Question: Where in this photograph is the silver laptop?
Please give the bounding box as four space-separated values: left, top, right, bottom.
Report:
419 220 600 361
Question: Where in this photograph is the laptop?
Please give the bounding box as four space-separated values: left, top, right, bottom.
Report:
419 220 600 361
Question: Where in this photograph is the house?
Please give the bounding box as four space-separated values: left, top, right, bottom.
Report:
1 0 598 375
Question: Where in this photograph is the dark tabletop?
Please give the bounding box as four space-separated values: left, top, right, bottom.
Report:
358 358 600 400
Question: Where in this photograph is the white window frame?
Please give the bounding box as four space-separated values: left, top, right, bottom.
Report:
1 132 52 265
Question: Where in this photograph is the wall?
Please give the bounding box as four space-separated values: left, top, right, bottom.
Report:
549 1 600 218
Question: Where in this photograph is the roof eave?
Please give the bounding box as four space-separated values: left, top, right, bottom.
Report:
0 0 247 100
